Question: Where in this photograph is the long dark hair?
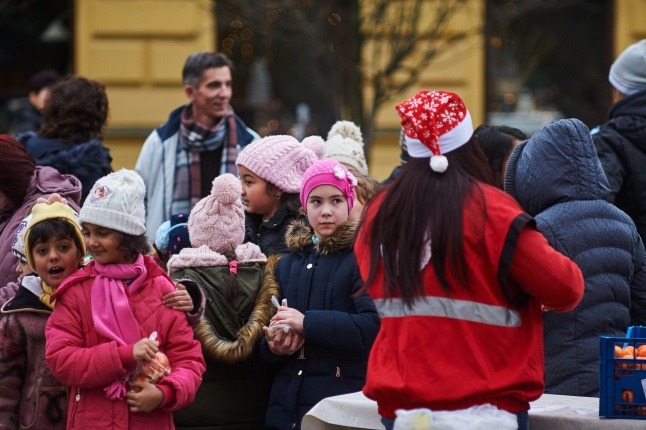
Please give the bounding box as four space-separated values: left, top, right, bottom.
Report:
474 124 527 188
359 137 496 307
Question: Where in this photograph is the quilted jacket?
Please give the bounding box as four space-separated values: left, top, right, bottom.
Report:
0 276 67 430
259 220 380 430
505 118 646 396
45 255 205 430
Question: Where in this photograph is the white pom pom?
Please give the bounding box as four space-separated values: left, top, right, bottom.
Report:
430 155 448 173
302 135 326 159
327 120 363 145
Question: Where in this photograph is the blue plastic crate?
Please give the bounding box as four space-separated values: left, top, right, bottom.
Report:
599 333 646 419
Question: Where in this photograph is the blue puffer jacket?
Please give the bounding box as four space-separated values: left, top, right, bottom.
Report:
259 220 380 430
504 118 646 397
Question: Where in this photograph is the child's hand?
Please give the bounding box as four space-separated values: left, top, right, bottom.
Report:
263 325 304 355
270 306 305 333
133 338 159 362
162 283 194 312
126 381 164 413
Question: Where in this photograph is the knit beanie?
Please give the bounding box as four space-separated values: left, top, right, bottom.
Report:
236 135 325 193
189 173 245 254
324 121 369 176
609 39 646 96
80 169 146 235
155 213 190 256
24 197 85 271
396 90 473 173
300 159 357 214
12 213 33 262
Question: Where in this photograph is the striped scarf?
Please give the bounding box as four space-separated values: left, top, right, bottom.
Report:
172 104 239 214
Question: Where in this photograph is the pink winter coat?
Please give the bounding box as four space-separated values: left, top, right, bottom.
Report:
45 256 205 430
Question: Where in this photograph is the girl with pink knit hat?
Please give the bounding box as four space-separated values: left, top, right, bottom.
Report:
236 134 324 256
259 158 380 430
166 173 274 429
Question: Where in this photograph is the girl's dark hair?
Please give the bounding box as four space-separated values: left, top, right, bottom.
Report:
27 218 84 261
474 124 527 188
113 231 151 263
359 137 497 308
39 76 109 143
0 135 36 206
266 182 302 213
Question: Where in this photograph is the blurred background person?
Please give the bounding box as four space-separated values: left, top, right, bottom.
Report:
19 76 113 203
474 124 527 189
7 69 61 136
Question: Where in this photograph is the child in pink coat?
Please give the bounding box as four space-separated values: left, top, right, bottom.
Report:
45 169 205 430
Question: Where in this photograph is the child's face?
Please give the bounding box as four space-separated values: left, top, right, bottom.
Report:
15 259 32 280
306 185 349 238
31 236 81 288
238 165 280 219
82 223 128 265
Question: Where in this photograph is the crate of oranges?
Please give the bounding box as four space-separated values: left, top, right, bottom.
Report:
600 328 646 419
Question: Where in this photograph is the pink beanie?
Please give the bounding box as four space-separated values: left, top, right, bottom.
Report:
235 135 324 193
188 173 244 254
300 159 357 214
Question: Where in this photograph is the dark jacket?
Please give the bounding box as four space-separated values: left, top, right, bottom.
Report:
172 262 278 430
20 133 112 203
592 90 646 244
245 207 305 256
0 276 67 430
505 118 646 397
260 220 380 430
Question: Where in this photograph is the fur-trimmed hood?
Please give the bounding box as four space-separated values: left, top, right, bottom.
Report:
285 219 359 254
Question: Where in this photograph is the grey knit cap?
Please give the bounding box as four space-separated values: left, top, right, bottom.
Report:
609 39 646 96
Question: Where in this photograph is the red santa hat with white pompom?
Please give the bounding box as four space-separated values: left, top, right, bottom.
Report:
396 90 473 173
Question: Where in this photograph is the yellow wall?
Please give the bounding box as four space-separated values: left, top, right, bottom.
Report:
613 0 646 54
366 0 485 181
75 0 215 169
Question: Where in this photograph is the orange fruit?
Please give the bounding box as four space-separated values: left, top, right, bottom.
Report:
637 345 646 358
616 346 625 358
624 346 635 356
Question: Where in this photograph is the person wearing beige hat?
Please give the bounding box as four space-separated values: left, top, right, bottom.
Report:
324 120 369 176
167 173 273 430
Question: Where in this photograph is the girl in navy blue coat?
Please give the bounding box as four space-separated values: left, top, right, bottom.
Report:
259 159 380 430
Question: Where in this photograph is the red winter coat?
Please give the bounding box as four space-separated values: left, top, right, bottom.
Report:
355 184 584 419
45 256 205 430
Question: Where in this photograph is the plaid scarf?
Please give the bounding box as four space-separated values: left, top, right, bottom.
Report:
172 104 239 214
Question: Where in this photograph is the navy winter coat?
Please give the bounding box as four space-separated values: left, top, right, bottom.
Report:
259 220 380 430
505 118 646 397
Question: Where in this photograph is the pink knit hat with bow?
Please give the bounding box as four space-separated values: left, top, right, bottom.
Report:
235 135 324 193
300 159 357 214
396 90 473 173
188 173 244 254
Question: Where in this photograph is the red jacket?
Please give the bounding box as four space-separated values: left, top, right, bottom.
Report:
355 184 584 418
45 256 205 430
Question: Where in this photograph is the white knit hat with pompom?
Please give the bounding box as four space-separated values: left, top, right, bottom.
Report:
324 121 369 176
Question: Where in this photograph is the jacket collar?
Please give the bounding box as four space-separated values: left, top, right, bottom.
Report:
285 219 358 255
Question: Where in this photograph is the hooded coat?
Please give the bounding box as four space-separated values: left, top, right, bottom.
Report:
592 90 646 243
20 133 113 204
0 166 82 289
505 118 646 396
259 220 380 430
169 244 277 430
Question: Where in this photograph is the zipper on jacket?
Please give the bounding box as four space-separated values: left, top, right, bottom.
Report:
336 367 341 378
75 388 81 401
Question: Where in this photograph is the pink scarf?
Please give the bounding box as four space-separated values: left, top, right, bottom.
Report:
91 254 148 400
